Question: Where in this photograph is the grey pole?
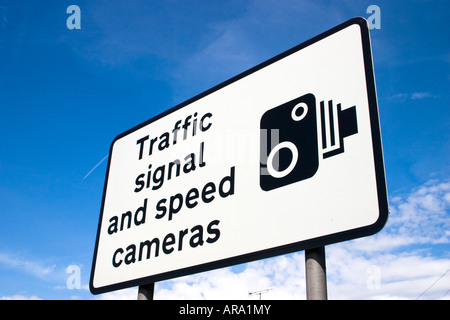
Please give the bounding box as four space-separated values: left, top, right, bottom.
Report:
305 246 328 300
137 283 155 300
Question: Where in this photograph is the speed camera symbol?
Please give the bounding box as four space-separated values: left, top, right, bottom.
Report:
260 93 358 191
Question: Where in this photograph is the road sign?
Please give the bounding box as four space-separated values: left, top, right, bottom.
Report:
90 17 388 294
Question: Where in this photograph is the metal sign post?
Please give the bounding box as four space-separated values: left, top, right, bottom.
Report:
305 246 327 300
137 283 154 300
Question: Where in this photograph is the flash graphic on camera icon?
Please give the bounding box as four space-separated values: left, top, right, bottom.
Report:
260 93 358 191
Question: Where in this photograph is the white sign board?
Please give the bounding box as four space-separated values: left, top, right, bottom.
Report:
90 18 388 294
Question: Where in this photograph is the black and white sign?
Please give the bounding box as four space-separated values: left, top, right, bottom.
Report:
90 18 388 294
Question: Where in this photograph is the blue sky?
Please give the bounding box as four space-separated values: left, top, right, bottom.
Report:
0 0 449 300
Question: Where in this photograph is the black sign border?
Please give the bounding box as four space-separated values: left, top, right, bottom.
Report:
90 17 389 295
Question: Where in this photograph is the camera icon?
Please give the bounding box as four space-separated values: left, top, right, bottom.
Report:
260 93 358 191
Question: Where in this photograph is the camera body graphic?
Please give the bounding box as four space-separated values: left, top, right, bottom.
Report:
260 93 358 191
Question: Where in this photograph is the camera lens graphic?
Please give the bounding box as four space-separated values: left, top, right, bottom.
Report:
265 101 309 179
260 93 319 191
260 93 358 191
266 141 298 179
291 102 308 121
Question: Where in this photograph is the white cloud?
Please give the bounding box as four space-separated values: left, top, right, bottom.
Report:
410 92 433 100
387 180 450 245
391 92 436 101
0 294 41 300
0 253 56 280
96 287 138 300
155 255 306 300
